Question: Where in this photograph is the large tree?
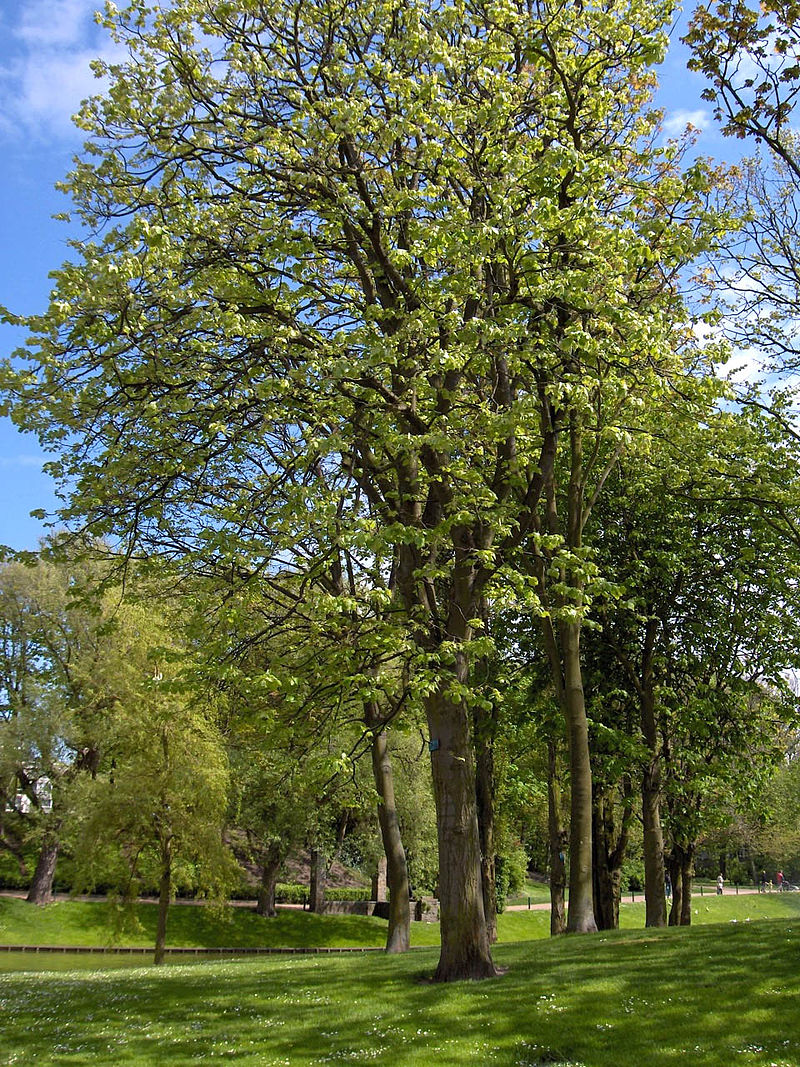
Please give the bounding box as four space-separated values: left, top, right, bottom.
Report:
3 0 719 976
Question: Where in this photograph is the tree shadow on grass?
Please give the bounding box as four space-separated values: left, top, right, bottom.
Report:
1 919 799 1065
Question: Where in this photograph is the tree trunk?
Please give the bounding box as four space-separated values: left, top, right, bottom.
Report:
256 843 283 918
154 836 172 965
547 739 567 936
26 832 59 905
592 792 620 930
561 621 597 934
366 703 411 954
425 680 496 981
680 849 694 926
309 847 326 913
667 844 694 926
667 852 682 927
474 698 498 944
640 682 666 928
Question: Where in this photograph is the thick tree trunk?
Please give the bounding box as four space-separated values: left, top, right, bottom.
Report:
154 837 172 965
425 681 496 981
547 739 567 936
366 703 411 953
561 621 597 934
309 847 326 914
256 843 283 918
640 684 666 928
474 699 498 944
26 832 59 905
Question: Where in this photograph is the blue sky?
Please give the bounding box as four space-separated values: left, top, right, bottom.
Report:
0 0 736 552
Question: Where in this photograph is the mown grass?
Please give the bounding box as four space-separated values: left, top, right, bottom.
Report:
505 879 552 907
3 890 800 961
2 917 800 1065
0 896 407 951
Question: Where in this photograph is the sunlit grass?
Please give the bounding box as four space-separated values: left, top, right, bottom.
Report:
1 918 800 1065
3 890 800 963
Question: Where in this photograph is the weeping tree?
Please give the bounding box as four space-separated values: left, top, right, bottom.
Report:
73 646 234 965
0 549 149 904
3 0 721 977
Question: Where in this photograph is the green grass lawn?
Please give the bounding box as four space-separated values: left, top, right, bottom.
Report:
2 916 800 1065
3 891 800 959
0 896 412 951
505 879 552 907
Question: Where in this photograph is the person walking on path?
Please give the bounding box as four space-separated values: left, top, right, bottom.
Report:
777 870 784 891
717 873 724 895
759 870 767 893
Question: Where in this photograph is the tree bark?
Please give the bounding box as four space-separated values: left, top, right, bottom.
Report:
640 679 667 927
474 697 498 944
680 849 694 926
26 832 59 905
425 678 496 980
309 847 326 913
256 842 283 918
561 621 597 933
591 782 632 931
154 836 172 965
547 739 567 936
667 843 694 926
667 851 682 926
365 702 411 953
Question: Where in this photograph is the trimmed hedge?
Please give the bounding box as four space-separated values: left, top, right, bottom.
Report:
274 884 371 904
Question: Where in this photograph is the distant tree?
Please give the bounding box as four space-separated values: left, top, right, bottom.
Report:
0 550 139 903
74 666 233 965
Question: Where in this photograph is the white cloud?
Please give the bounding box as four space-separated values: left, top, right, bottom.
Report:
663 109 710 138
720 346 765 383
15 0 100 49
0 0 121 141
0 454 46 469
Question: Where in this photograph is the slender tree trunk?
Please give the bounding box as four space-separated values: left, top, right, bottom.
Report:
639 668 666 927
425 679 496 981
667 844 694 926
256 843 283 918
154 836 172 965
474 698 498 944
547 739 567 936
561 621 597 934
365 702 411 954
26 832 59 905
668 851 682 927
309 847 326 914
680 849 694 926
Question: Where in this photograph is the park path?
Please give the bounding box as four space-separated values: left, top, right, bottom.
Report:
505 885 765 911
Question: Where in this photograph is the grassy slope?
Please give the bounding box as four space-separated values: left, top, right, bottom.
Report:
2 892 800 952
2 917 800 1065
0 896 407 950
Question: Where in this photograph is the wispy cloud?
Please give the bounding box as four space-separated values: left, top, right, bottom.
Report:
0 0 121 141
0 454 46 469
663 109 710 138
15 0 98 48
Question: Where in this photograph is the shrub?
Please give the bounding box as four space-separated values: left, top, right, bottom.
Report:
273 884 372 904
